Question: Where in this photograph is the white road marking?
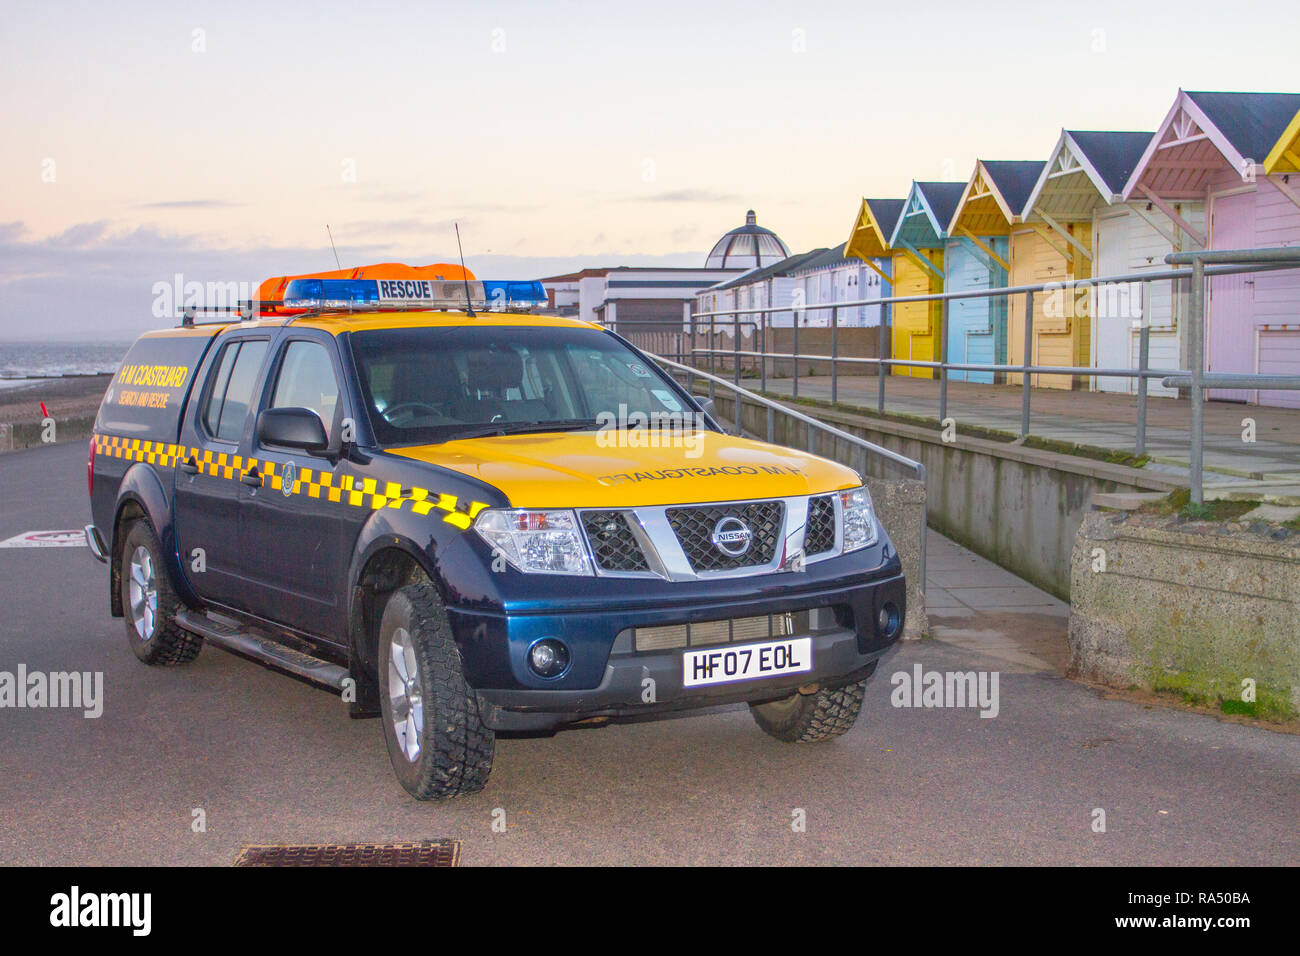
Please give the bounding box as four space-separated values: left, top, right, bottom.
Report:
0 530 87 548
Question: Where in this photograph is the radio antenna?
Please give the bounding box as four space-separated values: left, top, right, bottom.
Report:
326 224 342 270
454 222 476 318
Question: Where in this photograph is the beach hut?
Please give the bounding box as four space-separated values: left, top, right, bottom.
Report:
1020 130 1157 394
946 161 1044 383
1123 90 1300 406
845 196 905 325
885 182 966 377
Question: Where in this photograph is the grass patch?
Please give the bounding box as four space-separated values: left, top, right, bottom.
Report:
1139 488 1261 522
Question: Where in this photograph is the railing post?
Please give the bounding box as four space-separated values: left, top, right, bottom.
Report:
831 305 839 405
792 314 800 399
1189 258 1206 504
760 311 767 394
709 313 717 404
766 405 775 444
878 300 888 414
1135 280 1150 458
1020 290 1033 440
733 312 741 387
938 297 949 426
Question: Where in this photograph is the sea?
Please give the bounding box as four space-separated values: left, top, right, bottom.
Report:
0 341 131 390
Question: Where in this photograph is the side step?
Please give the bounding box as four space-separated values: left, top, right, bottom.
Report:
174 609 350 693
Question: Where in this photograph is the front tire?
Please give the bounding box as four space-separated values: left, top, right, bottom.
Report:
749 675 869 743
378 583 495 800
119 519 202 665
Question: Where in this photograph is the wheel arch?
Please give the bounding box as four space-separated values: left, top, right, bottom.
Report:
109 464 190 617
346 535 445 684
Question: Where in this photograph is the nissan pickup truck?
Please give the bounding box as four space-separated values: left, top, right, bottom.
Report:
85 273 907 799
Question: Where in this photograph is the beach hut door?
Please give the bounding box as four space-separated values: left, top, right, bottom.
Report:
1208 193 1256 402
1094 214 1137 394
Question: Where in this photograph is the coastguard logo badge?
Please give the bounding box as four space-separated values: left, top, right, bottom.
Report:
281 460 297 497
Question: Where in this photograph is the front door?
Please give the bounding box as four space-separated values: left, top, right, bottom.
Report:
237 333 358 638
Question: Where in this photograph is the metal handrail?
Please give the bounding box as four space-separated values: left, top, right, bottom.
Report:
650 353 928 582
622 247 1300 505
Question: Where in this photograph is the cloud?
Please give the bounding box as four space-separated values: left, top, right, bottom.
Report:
624 189 740 203
0 220 705 342
135 200 245 210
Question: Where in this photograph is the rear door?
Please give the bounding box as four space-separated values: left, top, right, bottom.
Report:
237 331 358 636
175 333 272 607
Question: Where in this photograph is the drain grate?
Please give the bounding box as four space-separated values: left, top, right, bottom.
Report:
234 839 460 867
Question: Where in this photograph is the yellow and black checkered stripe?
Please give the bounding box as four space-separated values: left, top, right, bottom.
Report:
92 434 489 530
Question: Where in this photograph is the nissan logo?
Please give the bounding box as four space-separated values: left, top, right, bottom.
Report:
711 516 753 557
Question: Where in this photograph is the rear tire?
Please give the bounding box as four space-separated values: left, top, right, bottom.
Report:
119 520 202 665
378 583 495 799
750 675 868 743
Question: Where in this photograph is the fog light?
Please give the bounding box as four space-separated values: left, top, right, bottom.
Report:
876 602 900 639
528 638 570 678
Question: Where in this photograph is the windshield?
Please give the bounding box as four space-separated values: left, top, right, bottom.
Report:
348 325 702 446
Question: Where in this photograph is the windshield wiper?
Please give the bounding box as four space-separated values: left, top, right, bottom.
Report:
443 418 599 442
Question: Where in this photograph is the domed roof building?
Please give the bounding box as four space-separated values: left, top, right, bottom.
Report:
705 210 791 270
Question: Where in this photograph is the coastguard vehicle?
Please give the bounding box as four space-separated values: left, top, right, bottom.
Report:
85 265 907 799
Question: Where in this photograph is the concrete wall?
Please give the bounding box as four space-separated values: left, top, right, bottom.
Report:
706 391 1180 601
0 416 96 454
1069 511 1300 720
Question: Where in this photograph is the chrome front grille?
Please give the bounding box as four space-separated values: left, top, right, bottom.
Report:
582 510 649 572
804 495 836 555
631 611 803 652
664 500 784 572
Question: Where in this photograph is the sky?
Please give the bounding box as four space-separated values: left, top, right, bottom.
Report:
2 0 1298 340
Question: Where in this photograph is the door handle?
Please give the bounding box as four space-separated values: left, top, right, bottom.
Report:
241 470 263 488
180 458 199 475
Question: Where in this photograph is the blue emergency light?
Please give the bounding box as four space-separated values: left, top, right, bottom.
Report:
281 277 547 314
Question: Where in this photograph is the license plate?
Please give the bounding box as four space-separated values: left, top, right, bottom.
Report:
682 637 813 688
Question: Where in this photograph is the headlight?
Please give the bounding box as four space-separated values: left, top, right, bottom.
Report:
474 509 593 575
840 486 879 552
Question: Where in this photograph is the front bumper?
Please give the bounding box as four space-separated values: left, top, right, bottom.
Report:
475 627 898 731
457 563 907 732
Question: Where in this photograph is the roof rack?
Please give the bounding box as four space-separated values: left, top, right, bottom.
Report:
178 302 282 327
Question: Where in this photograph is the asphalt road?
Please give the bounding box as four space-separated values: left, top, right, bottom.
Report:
1 441 1296 866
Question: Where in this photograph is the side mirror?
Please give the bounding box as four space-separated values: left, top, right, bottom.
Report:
257 407 328 453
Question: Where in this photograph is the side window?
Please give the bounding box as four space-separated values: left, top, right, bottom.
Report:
269 341 340 440
202 340 268 443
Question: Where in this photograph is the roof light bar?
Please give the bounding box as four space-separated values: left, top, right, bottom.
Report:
280 277 491 315
278 277 547 316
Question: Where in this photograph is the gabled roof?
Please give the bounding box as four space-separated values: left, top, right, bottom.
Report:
707 248 828 291
845 197 904 260
1264 106 1300 174
1124 89 1300 199
889 181 966 249
1023 130 1153 221
790 242 852 274
949 160 1045 235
